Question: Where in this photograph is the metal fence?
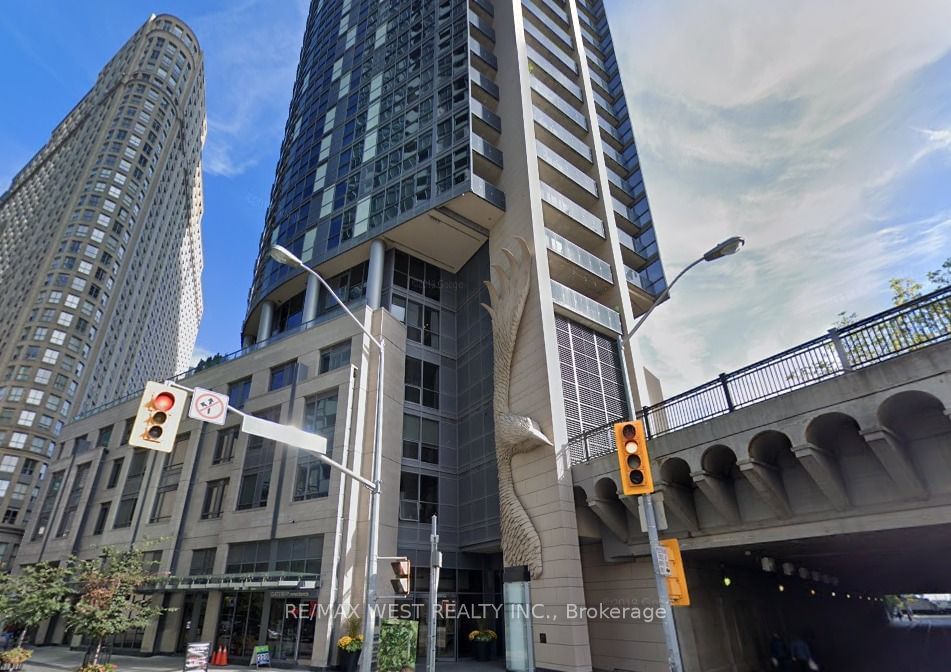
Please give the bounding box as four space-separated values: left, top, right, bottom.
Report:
570 285 951 464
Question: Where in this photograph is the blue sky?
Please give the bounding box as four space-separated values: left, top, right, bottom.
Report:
2 1 950 395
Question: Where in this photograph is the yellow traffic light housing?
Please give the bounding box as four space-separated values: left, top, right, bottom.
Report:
661 539 690 606
129 382 187 453
614 420 654 496
391 559 411 595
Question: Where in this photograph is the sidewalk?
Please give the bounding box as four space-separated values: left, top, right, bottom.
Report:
22 646 505 672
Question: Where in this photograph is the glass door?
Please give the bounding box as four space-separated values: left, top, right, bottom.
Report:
266 598 316 663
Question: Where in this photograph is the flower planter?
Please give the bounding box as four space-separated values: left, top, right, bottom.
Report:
339 649 361 672
474 640 492 662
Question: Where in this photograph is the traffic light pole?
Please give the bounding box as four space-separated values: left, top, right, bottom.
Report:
642 492 684 672
616 336 684 672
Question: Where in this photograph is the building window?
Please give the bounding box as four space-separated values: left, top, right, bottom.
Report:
92 502 111 535
274 535 323 574
120 417 135 445
402 414 439 464
399 472 438 522
318 340 351 374
392 295 439 348
31 470 64 540
226 540 270 573
269 361 297 391
165 433 190 469
201 479 228 520
393 251 441 301
294 395 336 501
96 424 113 448
56 462 90 538
228 377 252 409
237 407 279 510
113 498 136 529
106 457 124 488
189 548 217 576
213 426 239 464
149 484 177 523
404 357 439 409
0 456 17 473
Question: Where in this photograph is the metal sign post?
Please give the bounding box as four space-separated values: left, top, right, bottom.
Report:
428 515 440 672
642 492 685 672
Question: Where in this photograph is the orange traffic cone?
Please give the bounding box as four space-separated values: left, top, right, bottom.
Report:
220 646 229 666
212 645 223 666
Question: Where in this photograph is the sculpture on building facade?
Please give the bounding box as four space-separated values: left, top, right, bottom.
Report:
482 237 551 579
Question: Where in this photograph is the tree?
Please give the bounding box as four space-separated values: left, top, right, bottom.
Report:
65 547 167 666
193 353 226 372
0 562 72 646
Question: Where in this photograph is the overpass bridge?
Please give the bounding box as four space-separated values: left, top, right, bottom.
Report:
568 286 951 671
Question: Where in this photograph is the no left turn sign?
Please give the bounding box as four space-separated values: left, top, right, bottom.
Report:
188 387 230 425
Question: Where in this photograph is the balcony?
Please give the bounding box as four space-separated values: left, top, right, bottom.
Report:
471 99 501 142
613 198 638 231
471 132 503 183
469 10 496 44
551 279 621 333
533 0 569 27
533 106 592 169
524 20 577 75
470 0 494 20
527 45 583 102
539 181 605 246
545 227 613 295
523 0 575 52
471 68 500 108
470 38 498 76
531 76 587 132
536 141 598 204
617 227 648 269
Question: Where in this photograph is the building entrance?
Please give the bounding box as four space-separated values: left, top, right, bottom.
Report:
216 591 318 664
266 596 317 662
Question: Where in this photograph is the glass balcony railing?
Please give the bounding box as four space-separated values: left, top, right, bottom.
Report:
527 46 583 101
545 228 613 282
468 10 496 42
551 279 622 333
531 77 587 131
617 227 636 253
537 141 598 196
539 182 605 237
471 68 500 101
624 265 645 290
524 21 577 74
535 0 569 25
533 106 592 162
471 99 502 133
470 38 498 71
471 133 503 168
523 0 574 50
471 174 506 210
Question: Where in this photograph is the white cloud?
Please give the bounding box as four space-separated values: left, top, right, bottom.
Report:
189 344 215 369
191 0 309 177
608 0 951 395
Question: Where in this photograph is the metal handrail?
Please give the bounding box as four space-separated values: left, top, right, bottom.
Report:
570 285 951 464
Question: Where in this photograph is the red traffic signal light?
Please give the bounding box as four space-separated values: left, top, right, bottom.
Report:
614 421 654 496
130 382 187 452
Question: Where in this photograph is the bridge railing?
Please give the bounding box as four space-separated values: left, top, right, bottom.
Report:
569 285 951 464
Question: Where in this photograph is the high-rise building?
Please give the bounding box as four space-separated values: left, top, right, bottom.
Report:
15 1 666 670
0 14 205 568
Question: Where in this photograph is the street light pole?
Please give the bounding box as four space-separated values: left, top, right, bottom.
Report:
621 235 744 672
268 245 385 672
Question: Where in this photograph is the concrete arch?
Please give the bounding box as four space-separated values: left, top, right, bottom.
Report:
702 444 740 479
805 412 867 457
749 430 796 469
660 457 693 489
573 485 590 506
595 476 620 500
877 390 951 441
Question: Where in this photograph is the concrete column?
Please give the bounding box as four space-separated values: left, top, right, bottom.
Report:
366 238 386 309
586 496 630 543
656 483 700 531
691 470 741 524
303 273 320 324
256 300 275 343
201 591 223 644
738 458 792 518
792 443 850 510
159 592 187 653
241 333 253 349
860 426 927 500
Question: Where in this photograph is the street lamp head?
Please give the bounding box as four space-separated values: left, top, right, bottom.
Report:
269 244 303 268
702 236 745 262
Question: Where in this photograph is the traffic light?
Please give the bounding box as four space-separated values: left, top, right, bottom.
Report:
129 382 187 453
613 420 654 496
660 539 690 606
391 559 411 595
